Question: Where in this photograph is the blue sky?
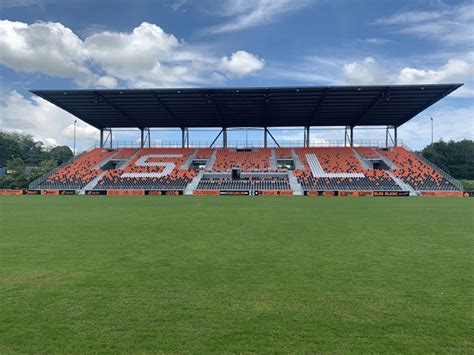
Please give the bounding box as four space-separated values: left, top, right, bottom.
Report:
0 0 472 150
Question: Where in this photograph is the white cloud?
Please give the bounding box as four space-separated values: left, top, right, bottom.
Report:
376 3 474 45
0 20 113 88
169 0 190 12
219 51 265 76
0 0 47 8
358 38 391 45
397 58 473 84
62 122 98 141
339 56 473 95
203 0 312 34
343 57 390 85
265 55 345 85
0 20 265 88
0 90 98 150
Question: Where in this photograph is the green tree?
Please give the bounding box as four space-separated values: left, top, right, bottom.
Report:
49 145 73 165
7 158 26 177
422 140 474 180
0 131 22 165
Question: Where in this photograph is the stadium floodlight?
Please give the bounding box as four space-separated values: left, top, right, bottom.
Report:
74 120 77 155
430 117 434 145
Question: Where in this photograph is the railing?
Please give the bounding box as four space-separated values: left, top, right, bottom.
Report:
92 139 403 149
28 145 95 190
401 143 463 191
28 152 83 189
415 153 463 191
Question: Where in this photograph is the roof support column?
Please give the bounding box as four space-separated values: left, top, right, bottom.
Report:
344 126 351 147
350 126 354 147
304 126 310 147
140 128 144 148
264 127 268 148
266 129 280 148
181 128 185 148
223 127 227 148
100 128 104 148
394 126 398 147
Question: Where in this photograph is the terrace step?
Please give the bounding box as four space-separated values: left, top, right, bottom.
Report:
386 170 416 195
270 149 278 170
205 149 217 170
374 149 398 169
184 170 204 195
79 149 140 194
79 171 108 194
351 148 372 169
181 149 197 169
291 149 304 169
288 171 304 195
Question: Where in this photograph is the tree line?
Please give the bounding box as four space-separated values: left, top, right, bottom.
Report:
421 140 473 181
0 130 472 189
0 130 73 189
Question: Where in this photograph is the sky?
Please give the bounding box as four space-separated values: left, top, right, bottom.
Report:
0 0 473 151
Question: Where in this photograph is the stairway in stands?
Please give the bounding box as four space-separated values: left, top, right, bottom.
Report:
291 149 304 169
184 170 204 195
78 149 141 194
270 149 278 170
288 171 304 195
386 171 416 195
351 148 372 169
205 149 217 170
181 149 197 169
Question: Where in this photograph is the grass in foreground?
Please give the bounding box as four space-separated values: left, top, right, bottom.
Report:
0 196 473 353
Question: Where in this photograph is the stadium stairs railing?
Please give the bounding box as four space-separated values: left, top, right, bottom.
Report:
401 143 463 191
28 145 94 190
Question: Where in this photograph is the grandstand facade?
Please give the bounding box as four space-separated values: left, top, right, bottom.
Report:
28 84 464 196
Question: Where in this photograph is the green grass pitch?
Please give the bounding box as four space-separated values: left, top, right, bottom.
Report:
0 196 472 353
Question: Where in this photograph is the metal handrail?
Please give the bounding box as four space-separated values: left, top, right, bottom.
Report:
414 152 463 190
28 145 96 189
93 139 402 149
401 143 463 190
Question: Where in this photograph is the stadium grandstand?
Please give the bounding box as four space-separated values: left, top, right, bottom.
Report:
28 84 464 196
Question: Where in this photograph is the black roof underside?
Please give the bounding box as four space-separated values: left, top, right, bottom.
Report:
30 84 462 129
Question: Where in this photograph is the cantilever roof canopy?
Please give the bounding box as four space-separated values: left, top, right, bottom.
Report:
30 84 461 129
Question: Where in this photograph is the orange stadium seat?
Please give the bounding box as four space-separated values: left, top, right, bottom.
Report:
377 147 458 191
194 148 214 159
34 148 116 190
294 147 401 191
354 147 380 159
212 149 271 172
94 148 196 191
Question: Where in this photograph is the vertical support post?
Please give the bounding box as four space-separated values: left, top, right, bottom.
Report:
186 128 189 148
148 129 151 148
305 126 310 147
394 126 398 147
181 128 185 148
264 127 268 148
344 126 348 147
100 128 104 148
223 127 227 148
140 128 144 148
109 129 113 149
350 126 354 147
385 126 389 148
